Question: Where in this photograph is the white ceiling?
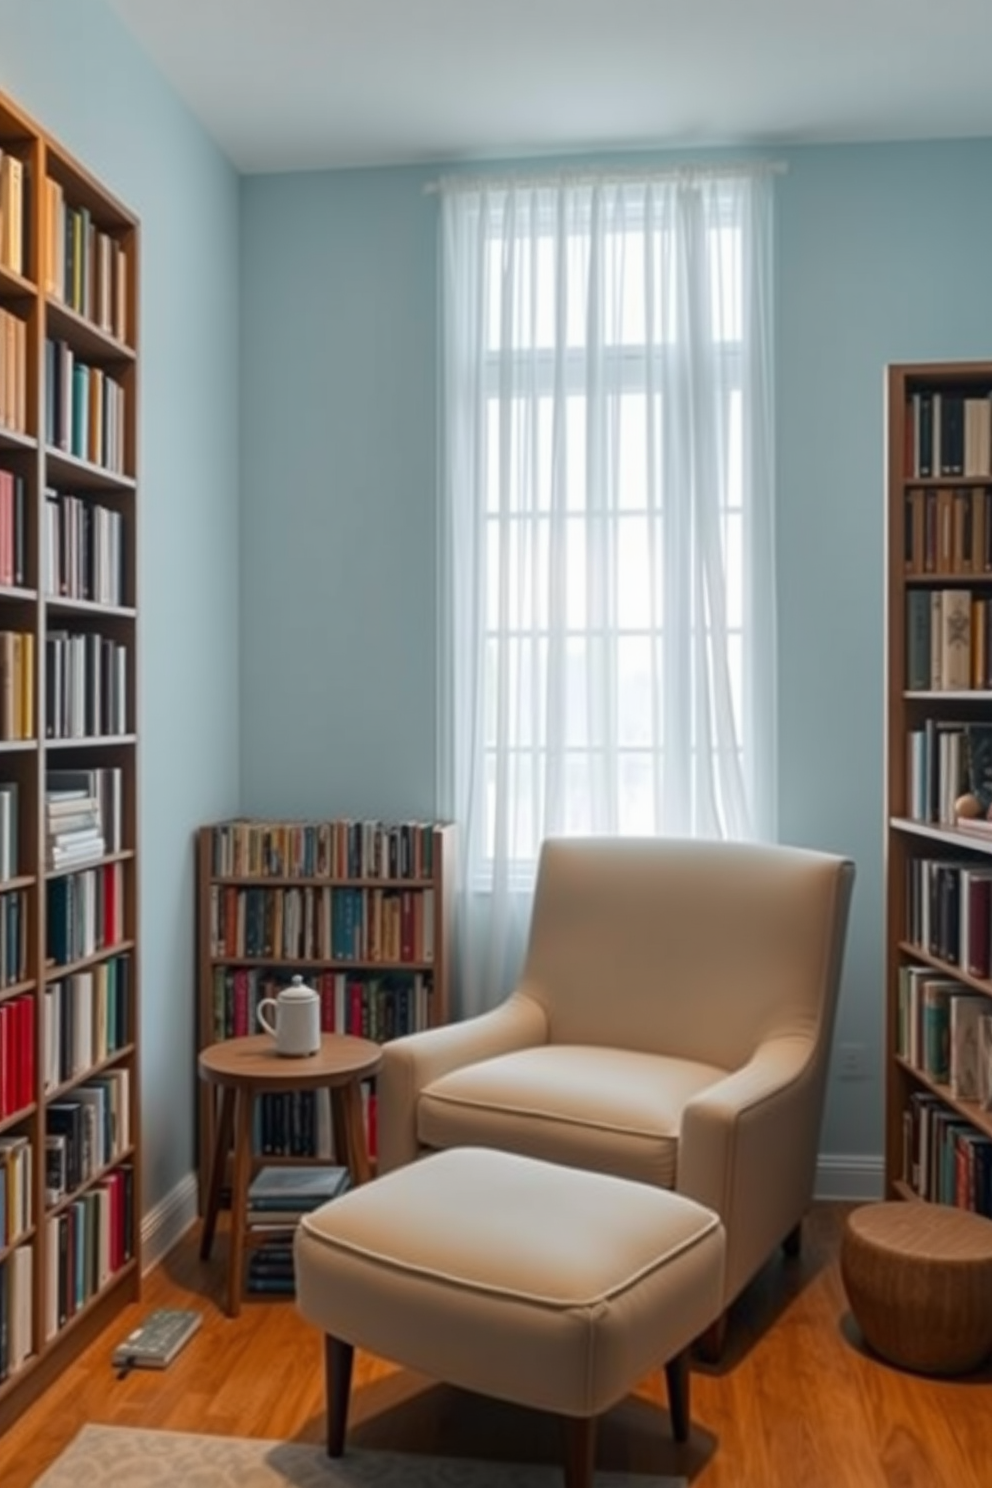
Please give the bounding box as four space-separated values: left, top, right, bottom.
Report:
104 0 992 174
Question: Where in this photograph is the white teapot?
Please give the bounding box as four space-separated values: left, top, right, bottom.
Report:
257 975 321 1057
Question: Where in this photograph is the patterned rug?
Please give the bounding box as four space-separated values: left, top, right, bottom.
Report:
34 1424 687 1486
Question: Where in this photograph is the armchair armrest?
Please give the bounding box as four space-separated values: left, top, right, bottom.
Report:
376 991 549 1174
677 1033 822 1305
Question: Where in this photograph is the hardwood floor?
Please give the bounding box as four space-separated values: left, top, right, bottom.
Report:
0 1202 989 1487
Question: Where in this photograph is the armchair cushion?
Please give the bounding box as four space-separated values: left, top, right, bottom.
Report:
420 1045 727 1189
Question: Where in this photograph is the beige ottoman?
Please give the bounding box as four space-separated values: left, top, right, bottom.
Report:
295 1146 725 1488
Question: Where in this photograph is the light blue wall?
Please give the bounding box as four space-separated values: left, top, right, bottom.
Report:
241 137 992 1167
1 0 241 1209
776 139 992 1155
239 168 439 821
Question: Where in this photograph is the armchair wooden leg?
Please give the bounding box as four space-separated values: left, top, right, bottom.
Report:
325 1334 354 1457
694 1310 727 1364
562 1414 596 1488
664 1348 691 1443
783 1221 802 1259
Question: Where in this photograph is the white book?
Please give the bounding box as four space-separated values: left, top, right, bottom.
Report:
948 994 988 1100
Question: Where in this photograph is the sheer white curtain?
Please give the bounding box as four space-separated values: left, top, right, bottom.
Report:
438 166 777 1016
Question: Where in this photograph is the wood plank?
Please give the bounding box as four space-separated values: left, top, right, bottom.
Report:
0 1203 989 1488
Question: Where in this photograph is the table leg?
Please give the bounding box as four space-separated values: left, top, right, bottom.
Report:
331 1080 371 1186
228 1085 255 1318
200 1084 235 1261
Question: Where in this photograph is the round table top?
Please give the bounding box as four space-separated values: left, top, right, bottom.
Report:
845 1200 992 1263
198 1033 383 1090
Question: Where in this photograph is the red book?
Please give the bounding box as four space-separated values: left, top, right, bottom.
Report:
320 971 335 1032
967 874 992 979
348 979 363 1036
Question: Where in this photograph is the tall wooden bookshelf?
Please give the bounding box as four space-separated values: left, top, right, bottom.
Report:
0 87 140 1425
885 361 992 1217
195 819 454 1207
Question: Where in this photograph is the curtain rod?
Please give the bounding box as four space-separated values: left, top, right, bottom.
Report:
423 160 787 195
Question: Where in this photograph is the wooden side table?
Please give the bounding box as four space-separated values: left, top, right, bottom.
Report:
198 1032 383 1317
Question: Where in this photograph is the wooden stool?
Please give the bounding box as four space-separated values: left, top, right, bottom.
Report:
198 1032 382 1317
841 1201 992 1375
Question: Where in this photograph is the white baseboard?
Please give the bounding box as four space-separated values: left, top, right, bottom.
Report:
814 1153 884 1201
134 1157 881 1277
141 1172 199 1274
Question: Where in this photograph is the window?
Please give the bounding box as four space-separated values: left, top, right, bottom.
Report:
439 168 776 1005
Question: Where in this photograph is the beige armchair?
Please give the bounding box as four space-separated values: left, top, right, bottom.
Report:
378 836 855 1341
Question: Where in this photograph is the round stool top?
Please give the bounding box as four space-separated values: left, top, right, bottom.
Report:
845 1201 992 1264
198 1032 382 1091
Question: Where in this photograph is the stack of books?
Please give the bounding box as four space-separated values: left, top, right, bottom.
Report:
44 766 123 870
246 1164 349 1296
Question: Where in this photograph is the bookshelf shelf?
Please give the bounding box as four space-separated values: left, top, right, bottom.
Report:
0 1104 36 1137
45 848 135 881
45 1043 136 1105
884 361 992 1220
0 83 140 1423
43 939 137 982
196 818 455 1213
45 297 135 364
0 1227 36 1269
46 1144 136 1221
0 429 36 454
44 449 136 492
0 263 35 301
45 597 137 620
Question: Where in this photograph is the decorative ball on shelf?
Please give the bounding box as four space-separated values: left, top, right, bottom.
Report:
954 793 986 820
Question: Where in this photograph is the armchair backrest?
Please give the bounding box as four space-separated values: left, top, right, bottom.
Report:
518 837 855 1073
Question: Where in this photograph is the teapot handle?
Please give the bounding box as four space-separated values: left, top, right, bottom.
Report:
257 997 278 1038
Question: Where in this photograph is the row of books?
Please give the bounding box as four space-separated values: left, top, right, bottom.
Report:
903 485 992 577
902 1092 992 1216
209 884 435 966
0 782 17 882
905 857 992 974
43 179 129 345
210 818 439 883
0 151 27 277
0 1245 32 1380
0 895 28 991
210 967 433 1046
46 1069 130 1198
0 307 27 436
45 629 128 739
46 766 124 870
44 490 126 608
44 338 127 475
905 589 988 693
0 995 34 1118
0 1133 31 1245
248 1086 377 1161
0 629 34 740
245 1166 350 1295
0 468 27 589
905 389 992 480
904 719 986 826
896 962 992 1100
46 860 126 968
44 1164 134 1344
43 955 132 1091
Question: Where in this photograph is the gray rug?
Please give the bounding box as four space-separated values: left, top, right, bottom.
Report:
34 1425 686 1487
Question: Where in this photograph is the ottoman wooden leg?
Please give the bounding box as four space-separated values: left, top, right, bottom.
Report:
562 1415 596 1488
325 1335 354 1457
664 1348 691 1442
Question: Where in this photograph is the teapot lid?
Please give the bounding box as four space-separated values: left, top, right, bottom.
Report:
281 974 317 1001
